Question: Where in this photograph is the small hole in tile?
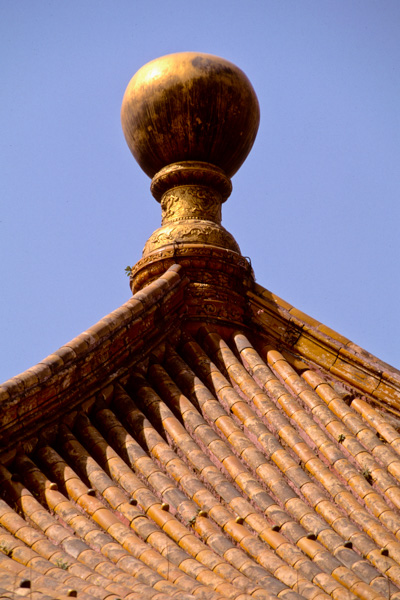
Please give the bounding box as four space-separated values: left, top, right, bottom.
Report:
235 516 244 524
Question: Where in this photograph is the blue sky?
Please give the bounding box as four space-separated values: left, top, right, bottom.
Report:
1 1 399 383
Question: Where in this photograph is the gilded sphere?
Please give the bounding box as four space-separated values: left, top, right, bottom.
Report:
121 52 260 178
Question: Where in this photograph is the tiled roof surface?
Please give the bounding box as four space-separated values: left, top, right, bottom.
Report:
1 268 400 600
0 265 187 456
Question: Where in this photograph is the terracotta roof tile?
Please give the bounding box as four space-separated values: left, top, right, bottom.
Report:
2 265 400 600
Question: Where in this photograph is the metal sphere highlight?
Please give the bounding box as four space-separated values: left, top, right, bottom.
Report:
121 52 260 178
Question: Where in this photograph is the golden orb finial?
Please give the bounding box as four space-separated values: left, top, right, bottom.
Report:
121 52 260 179
123 53 259 299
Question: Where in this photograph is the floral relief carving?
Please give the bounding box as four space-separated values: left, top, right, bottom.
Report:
131 234 254 296
144 222 240 254
189 299 244 322
161 186 222 224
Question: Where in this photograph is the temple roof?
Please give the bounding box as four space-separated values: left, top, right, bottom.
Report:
1 52 400 600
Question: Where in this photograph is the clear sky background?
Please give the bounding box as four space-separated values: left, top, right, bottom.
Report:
1 1 399 383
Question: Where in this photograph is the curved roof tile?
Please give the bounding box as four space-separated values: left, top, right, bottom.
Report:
1 277 400 600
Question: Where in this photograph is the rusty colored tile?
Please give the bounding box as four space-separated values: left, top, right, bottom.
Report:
214 581 238 597
271 449 296 474
91 508 120 532
64 478 88 501
256 431 281 459
223 521 249 544
298 483 324 509
213 415 237 439
374 380 400 408
221 455 247 480
272 360 297 384
8 544 38 566
13 526 44 549
291 441 315 465
206 531 236 556
330 357 379 395
346 581 379 600
388 461 400 482
242 446 267 471
183 561 214 586
0 511 25 534
259 528 286 550
160 520 187 545
226 431 253 457
162 416 187 440
316 325 350 346
17 495 42 518
178 534 204 559
293 334 337 370
250 304 292 340
288 308 320 328
229 401 254 425
252 285 293 310
43 524 71 545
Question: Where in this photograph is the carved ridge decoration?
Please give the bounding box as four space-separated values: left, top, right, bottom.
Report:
131 158 255 319
130 246 255 315
188 299 244 323
161 186 222 224
143 221 240 255
140 161 241 256
122 53 261 324
186 282 246 322
131 245 253 281
151 161 232 202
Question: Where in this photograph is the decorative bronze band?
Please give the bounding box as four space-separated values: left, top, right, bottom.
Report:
151 161 232 202
161 186 222 225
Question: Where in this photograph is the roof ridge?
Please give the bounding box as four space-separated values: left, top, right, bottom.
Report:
0 265 187 457
248 283 400 413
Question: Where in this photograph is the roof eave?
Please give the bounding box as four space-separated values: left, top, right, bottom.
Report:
248 282 400 414
0 265 188 459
